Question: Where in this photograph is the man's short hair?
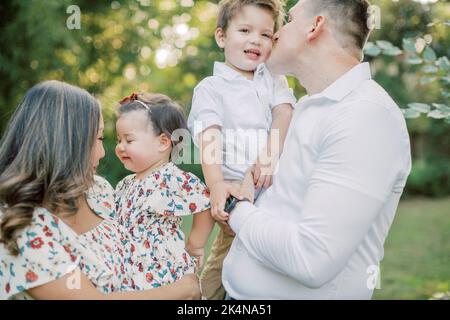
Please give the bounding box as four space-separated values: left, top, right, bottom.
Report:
306 0 372 52
217 0 286 33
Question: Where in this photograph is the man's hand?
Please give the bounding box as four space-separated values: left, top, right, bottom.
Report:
240 169 256 203
209 180 242 223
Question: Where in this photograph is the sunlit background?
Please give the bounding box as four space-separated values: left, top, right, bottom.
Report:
0 0 449 299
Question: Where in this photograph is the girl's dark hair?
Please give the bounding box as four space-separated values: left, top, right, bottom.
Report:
0 80 101 255
117 93 188 150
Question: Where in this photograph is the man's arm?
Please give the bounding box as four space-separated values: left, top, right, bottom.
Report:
229 102 409 288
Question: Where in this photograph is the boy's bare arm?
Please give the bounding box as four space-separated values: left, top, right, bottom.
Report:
199 125 224 188
269 103 293 158
198 126 240 234
254 103 293 188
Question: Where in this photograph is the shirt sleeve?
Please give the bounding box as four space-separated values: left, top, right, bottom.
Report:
187 80 224 146
0 210 80 299
146 166 211 217
171 170 211 217
270 75 297 109
229 101 410 288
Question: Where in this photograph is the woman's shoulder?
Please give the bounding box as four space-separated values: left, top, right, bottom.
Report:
92 175 114 193
87 175 116 220
0 207 79 299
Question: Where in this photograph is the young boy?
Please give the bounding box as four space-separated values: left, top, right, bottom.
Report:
187 0 296 300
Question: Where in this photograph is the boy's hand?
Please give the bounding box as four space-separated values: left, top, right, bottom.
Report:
240 170 256 203
252 157 277 189
209 180 242 223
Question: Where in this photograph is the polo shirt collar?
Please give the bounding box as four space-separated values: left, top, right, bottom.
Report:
321 62 372 101
213 61 267 80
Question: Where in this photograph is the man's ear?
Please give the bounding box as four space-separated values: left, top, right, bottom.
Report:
215 27 226 48
307 15 325 42
158 133 172 152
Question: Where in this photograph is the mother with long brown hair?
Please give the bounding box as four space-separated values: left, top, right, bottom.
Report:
0 80 200 299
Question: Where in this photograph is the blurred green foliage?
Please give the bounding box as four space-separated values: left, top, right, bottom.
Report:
0 0 449 195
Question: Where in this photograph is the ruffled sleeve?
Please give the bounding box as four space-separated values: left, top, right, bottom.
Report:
170 168 211 216
0 208 80 299
136 163 211 217
86 175 116 220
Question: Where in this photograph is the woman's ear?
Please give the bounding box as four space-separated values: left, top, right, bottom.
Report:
307 15 325 42
158 133 172 152
215 27 226 49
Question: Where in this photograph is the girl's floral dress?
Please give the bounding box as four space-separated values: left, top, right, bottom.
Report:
0 176 136 300
115 162 210 289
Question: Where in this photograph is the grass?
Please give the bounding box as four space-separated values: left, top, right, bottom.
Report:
182 197 450 300
372 197 450 300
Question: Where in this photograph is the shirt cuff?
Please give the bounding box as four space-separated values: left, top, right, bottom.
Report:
229 201 256 234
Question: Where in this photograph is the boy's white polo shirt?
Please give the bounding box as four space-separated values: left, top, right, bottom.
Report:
188 62 296 180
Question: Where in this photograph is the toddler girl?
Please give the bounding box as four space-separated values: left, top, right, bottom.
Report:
114 92 214 288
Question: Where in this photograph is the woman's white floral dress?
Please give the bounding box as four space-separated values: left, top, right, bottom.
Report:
0 176 137 300
115 162 210 288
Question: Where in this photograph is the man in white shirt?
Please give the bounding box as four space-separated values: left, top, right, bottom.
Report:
222 0 412 299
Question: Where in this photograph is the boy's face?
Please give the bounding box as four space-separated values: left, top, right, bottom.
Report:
216 5 275 76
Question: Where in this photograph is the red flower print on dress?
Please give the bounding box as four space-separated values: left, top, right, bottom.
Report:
144 240 150 249
26 271 38 282
146 273 154 283
43 225 53 237
183 172 191 180
30 237 44 249
154 173 160 180
102 201 112 209
5 283 10 294
189 203 197 212
182 182 192 192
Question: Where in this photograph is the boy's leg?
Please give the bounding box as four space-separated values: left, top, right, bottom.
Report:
200 227 235 300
